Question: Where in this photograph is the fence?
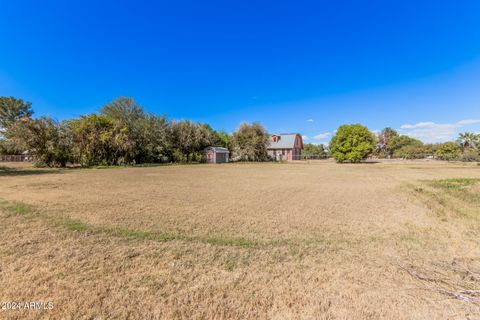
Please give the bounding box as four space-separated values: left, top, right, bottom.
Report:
292 154 329 160
0 155 30 162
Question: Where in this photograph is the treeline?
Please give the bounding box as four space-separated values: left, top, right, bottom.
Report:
0 96 271 166
329 124 480 163
1 96 478 166
373 127 480 161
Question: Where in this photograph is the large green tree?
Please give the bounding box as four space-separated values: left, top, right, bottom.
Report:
231 122 269 161
329 124 376 163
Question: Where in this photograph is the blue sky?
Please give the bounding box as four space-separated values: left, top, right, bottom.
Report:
1 0 480 144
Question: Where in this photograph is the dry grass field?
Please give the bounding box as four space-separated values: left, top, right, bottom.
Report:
1 160 480 319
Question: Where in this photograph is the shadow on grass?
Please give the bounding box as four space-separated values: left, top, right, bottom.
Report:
0 162 209 176
335 161 381 164
0 165 64 177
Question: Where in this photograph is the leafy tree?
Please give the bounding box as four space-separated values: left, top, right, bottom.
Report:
68 114 115 166
214 130 231 149
435 142 461 161
98 97 171 164
0 131 26 155
457 132 478 152
388 135 423 157
10 117 73 167
0 96 34 130
375 127 399 158
231 122 269 161
100 97 146 164
0 97 34 154
195 124 219 151
140 113 170 163
169 120 198 162
329 124 376 163
167 121 218 162
303 143 327 158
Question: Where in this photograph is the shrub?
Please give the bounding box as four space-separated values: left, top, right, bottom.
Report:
172 149 187 163
394 144 429 159
458 152 480 162
435 142 462 161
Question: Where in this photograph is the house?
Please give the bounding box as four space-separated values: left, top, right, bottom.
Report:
267 133 303 161
204 146 229 163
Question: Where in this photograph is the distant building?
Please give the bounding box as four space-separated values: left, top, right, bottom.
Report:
204 146 229 163
267 133 303 161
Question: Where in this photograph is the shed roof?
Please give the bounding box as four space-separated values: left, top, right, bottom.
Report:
205 146 229 153
268 133 302 149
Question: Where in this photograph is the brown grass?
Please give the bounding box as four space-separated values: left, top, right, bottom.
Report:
0 160 479 319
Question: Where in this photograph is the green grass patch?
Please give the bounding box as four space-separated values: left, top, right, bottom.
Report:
410 178 480 221
64 220 90 232
13 202 32 215
428 178 479 191
0 199 259 249
0 199 393 252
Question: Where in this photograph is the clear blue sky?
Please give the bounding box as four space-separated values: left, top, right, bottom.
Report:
1 0 480 143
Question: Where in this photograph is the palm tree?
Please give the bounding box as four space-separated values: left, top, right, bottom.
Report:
457 132 477 153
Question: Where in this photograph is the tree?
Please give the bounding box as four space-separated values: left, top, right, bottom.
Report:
0 97 34 155
100 97 145 124
0 96 34 131
329 124 376 163
435 142 461 161
389 135 423 157
10 117 73 167
214 130 231 149
68 114 115 166
139 113 170 163
231 122 269 161
375 127 399 158
457 132 478 153
98 97 172 164
100 97 146 164
195 124 218 150
169 120 198 162
303 143 327 158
